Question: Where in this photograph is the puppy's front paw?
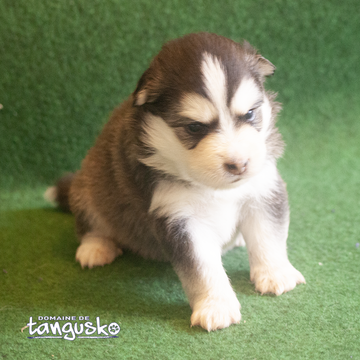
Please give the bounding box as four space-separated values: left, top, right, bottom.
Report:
251 262 305 295
76 235 122 269
191 294 241 332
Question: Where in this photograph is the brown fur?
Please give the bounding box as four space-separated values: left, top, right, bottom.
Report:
69 98 166 260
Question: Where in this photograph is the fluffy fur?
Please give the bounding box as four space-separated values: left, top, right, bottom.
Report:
48 32 305 331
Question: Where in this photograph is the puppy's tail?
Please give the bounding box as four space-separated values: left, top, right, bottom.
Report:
44 173 75 213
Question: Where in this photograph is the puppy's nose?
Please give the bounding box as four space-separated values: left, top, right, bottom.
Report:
224 160 248 175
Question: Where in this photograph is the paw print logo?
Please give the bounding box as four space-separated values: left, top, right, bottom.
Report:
108 322 121 335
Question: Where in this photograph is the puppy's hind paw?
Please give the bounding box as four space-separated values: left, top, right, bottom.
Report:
76 235 122 269
251 262 306 296
191 294 241 332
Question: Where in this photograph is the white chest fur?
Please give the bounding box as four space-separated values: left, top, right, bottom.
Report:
149 159 278 250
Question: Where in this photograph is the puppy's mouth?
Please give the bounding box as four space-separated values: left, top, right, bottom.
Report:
231 177 242 183
230 175 249 185
221 172 245 185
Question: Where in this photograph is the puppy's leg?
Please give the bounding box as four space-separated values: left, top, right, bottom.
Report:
71 198 122 268
241 180 305 295
154 217 241 332
76 233 122 269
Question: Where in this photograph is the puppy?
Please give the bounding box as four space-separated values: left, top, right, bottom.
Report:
46 32 305 332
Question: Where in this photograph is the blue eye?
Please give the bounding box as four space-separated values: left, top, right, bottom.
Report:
245 110 255 121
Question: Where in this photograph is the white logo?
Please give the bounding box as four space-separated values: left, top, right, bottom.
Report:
26 316 121 341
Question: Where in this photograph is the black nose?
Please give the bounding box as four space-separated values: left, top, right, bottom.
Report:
224 160 248 175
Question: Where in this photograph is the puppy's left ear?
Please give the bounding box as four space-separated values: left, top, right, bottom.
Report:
255 55 276 77
242 41 276 79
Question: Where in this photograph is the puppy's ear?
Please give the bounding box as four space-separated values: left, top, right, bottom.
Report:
133 64 162 106
242 41 276 78
255 55 276 77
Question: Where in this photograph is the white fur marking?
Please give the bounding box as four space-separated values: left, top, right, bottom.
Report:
179 93 217 123
231 77 262 115
140 114 191 181
201 53 227 112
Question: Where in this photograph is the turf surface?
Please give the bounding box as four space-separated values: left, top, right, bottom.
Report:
1 1 360 359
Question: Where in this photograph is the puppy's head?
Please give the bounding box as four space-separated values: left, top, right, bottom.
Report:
134 32 282 189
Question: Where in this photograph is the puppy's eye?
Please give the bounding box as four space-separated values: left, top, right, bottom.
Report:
186 123 208 134
245 110 255 121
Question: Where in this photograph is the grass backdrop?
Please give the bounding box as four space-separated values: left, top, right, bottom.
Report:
1 1 360 359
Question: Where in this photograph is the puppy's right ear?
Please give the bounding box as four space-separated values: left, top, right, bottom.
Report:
133 64 162 106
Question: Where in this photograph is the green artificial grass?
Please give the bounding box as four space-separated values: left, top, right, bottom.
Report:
1 1 360 359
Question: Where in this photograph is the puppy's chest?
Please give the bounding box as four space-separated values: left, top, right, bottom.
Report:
150 181 245 244
190 196 241 246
